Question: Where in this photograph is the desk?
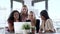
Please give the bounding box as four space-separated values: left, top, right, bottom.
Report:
5 33 60 34
5 31 60 34
0 28 60 34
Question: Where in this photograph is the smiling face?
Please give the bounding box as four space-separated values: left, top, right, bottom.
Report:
28 13 34 19
40 15 46 20
13 12 19 20
40 10 50 20
28 11 35 20
21 6 28 15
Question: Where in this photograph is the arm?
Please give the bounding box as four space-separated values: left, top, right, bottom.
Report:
39 21 44 32
45 19 55 32
8 21 14 32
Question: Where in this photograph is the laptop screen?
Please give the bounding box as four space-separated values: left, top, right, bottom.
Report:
14 22 31 33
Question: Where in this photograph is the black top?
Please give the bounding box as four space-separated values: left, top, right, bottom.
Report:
26 19 40 33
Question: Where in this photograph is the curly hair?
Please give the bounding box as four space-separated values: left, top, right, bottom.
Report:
8 10 21 22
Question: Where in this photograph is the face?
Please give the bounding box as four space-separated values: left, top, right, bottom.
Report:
21 7 28 14
28 13 34 19
40 15 45 20
13 12 19 20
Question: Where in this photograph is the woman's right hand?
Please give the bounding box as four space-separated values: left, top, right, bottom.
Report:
39 30 42 33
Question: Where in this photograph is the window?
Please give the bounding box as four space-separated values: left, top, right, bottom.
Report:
0 0 22 27
13 1 22 12
0 0 10 27
48 0 60 31
48 0 60 20
34 1 45 19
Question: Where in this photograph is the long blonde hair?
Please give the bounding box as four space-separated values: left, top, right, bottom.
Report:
21 5 28 17
29 11 36 26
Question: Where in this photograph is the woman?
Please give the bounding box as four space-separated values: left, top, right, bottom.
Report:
27 11 36 26
26 11 36 34
27 11 40 33
39 10 55 33
7 10 21 32
21 5 28 22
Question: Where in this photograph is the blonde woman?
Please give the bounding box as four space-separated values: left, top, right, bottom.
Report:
27 11 36 26
26 11 40 33
20 5 28 22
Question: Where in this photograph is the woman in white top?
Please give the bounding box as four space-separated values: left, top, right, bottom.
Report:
39 10 55 33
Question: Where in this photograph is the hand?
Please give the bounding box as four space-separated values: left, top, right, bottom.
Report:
45 30 53 33
39 30 42 33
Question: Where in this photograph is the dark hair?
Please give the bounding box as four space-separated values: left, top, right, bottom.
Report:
40 10 50 20
8 10 21 22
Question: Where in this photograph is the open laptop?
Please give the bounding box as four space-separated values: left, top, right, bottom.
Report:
14 22 31 34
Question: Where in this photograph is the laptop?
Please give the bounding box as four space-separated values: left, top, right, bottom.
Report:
14 22 31 34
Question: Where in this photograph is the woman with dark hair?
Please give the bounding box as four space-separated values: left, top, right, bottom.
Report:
7 10 21 32
39 10 55 33
21 5 28 22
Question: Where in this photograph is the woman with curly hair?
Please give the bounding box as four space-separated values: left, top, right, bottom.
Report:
7 10 21 32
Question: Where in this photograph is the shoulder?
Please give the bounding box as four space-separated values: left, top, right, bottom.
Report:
36 19 40 21
8 20 13 23
46 19 53 24
46 19 52 22
36 19 40 24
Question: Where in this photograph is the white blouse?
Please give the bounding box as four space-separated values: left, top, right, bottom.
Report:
40 19 55 32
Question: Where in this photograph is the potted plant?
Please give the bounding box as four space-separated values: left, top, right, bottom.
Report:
31 26 36 34
22 23 31 34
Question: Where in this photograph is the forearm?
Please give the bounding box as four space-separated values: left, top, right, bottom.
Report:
8 23 14 31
